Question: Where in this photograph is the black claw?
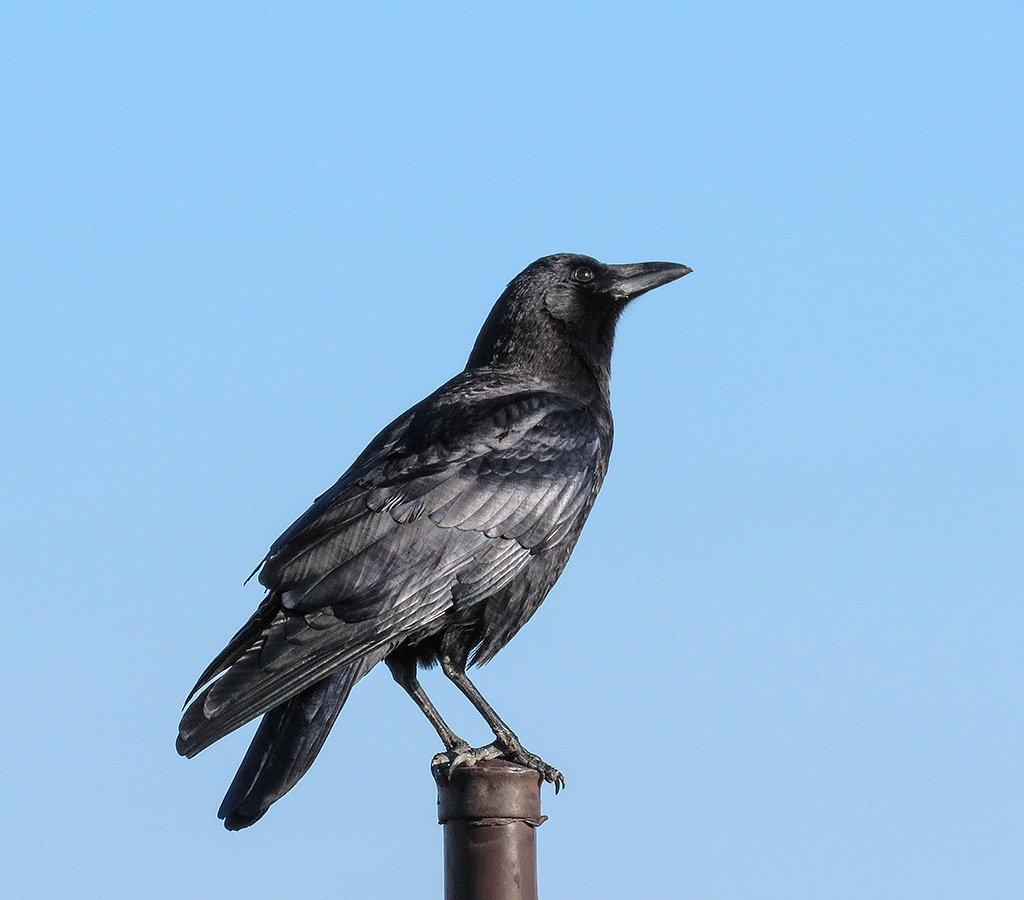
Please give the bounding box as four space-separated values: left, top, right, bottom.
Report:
495 744 564 791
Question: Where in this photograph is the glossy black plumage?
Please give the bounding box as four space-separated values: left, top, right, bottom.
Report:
178 253 691 829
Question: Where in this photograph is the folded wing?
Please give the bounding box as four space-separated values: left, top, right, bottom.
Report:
177 387 602 757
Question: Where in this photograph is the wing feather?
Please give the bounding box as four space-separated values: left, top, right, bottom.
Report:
178 386 604 756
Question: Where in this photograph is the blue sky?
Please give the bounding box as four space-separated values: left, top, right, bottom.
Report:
3 2 1022 898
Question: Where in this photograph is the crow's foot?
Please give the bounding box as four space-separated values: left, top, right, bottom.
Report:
431 742 504 775
496 740 565 792
432 740 564 792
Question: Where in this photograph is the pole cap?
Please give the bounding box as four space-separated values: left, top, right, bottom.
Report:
436 759 545 825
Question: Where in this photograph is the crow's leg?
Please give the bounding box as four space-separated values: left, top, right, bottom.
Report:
385 651 476 754
439 651 564 791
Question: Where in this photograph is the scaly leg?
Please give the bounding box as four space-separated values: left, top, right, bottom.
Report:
385 652 470 753
440 652 564 791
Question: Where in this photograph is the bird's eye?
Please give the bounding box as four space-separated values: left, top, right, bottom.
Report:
572 266 595 284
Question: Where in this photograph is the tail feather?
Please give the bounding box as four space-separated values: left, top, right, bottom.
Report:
183 593 278 706
218 649 387 830
176 611 391 758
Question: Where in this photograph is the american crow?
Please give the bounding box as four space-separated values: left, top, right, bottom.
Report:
178 253 691 829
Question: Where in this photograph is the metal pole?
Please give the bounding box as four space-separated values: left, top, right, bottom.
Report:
435 759 547 900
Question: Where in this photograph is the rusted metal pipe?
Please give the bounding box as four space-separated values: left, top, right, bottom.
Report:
435 759 547 900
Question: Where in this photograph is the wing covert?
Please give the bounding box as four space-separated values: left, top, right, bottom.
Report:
260 392 602 616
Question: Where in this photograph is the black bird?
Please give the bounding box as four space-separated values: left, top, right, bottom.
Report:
178 253 691 829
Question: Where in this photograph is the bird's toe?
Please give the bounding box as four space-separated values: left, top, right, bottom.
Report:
431 742 505 778
496 742 565 792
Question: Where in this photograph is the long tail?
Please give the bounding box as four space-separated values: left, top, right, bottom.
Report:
217 650 385 830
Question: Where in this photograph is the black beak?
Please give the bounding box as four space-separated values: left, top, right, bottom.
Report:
607 261 693 300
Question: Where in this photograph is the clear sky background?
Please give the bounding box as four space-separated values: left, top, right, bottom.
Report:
3 2 1021 898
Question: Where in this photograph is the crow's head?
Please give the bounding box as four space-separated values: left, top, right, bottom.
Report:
467 253 691 389
521 253 692 331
